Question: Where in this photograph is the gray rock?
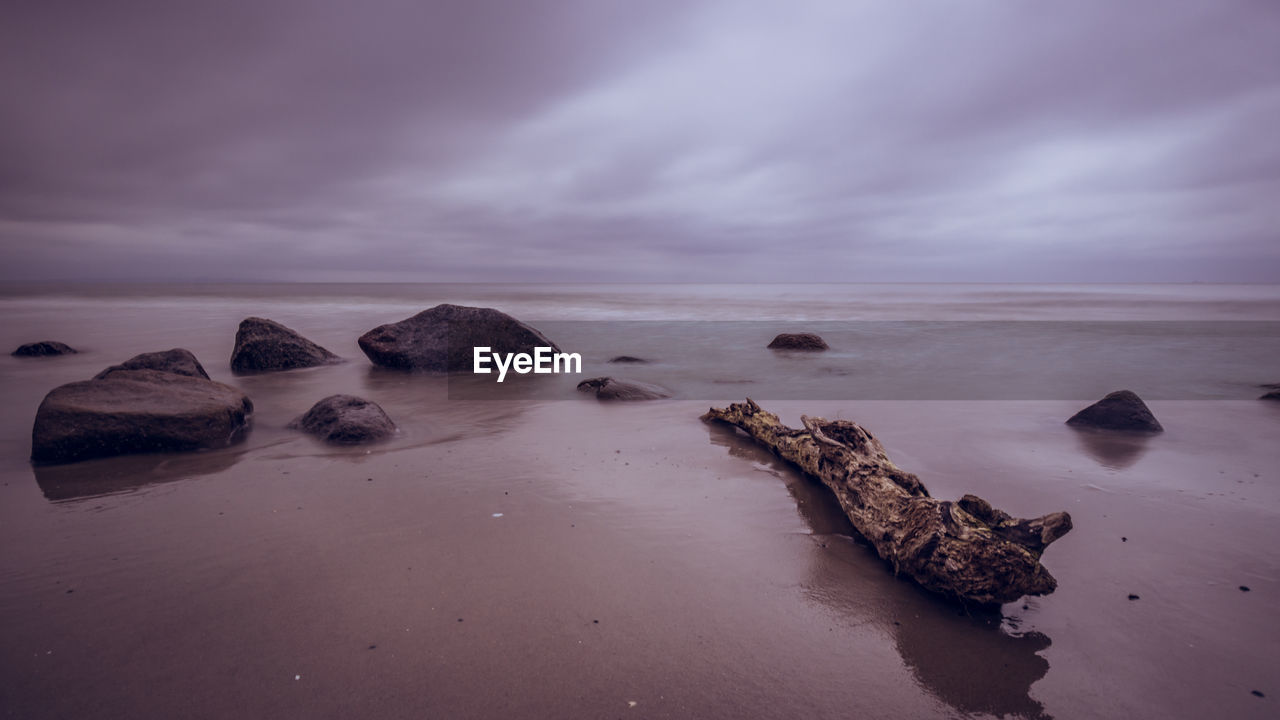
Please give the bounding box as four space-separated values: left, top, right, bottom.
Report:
1066 390 1163 432
288 395 396 444
231 317 341 373
94 348 210 380
358 304 559 371
577 377 671 401
12 341 77 357
31 369 253 464
767 333 829 351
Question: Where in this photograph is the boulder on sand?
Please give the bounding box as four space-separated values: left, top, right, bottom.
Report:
12 341 77 357
31 366 253 464
767 333 829 351
358 304 559 372
288 395 396 444
1066 390 1163 432
94 348 210 380
231 317 341 373
577 377 671 401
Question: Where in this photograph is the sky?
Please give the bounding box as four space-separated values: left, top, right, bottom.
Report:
2 0 1278 283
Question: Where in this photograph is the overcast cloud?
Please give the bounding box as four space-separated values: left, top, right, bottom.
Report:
1 0 1277 282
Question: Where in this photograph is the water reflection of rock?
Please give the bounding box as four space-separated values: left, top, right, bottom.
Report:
706 422 1054 720
1070 426 1152 470
33 446 245 502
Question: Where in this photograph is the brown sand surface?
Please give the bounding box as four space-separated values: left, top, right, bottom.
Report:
2 387 1277 718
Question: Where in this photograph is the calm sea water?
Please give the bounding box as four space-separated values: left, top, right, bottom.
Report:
2 283 1278 720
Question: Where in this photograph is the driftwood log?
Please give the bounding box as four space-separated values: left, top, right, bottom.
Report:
703 399 1072 604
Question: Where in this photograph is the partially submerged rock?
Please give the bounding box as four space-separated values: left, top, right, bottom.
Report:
288 394 396 444
12 341 78 357
608 355 650 364
704 399 1071 605
767 333 829 351
31 368 253 464
231 317 341 373
94 348 210 380
577 377 671 401
358 304 559 371
1260 384 1280 401
1066 390 1163 432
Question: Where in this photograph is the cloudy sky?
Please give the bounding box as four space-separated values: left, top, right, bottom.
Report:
2 0 1277 282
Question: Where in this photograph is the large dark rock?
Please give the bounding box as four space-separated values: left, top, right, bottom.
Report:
94 348 210 380
767 333 829 351
1066 390 1163 432
231 317 341 373
358 304 559 372
288 395 396 444
12 341 78 357
31 369 253 464
577 377 671 401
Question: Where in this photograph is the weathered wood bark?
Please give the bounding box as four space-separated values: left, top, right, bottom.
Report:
703 399 1072 605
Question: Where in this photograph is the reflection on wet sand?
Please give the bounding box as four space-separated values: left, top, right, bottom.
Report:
707 422 1054 720
1070 426 1153 469
32 446 246 502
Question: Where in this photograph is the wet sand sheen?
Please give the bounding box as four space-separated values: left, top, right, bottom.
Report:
1 284 1278 719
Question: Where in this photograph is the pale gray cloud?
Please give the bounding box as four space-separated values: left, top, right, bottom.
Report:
1 0 1277 282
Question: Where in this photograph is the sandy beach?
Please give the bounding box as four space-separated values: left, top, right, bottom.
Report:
0 284 1277 719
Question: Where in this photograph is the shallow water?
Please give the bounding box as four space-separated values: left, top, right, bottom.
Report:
1 283 1277 719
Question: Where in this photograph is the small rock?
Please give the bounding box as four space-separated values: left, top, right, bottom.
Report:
230 317 341 373
1066 390 1163 432
1252 690 1265 698
1261 390 1280 401
576 377 671 401
12 341 77 357
608 355 649 364
1128 594 1140 600
767 333 829 351
1240 585 1251 592
288 395 396 444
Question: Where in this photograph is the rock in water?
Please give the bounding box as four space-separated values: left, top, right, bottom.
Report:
1261 389 1280 401
12 341 78 357
231 317 341 373
288 395 396 444
31 369 253 464
577 377 671 401
767 333 829 351
358 304 559 371
94 348 210 380
608 356 650 364
1066 390 1163 432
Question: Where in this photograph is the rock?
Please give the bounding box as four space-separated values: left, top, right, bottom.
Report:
358 304 559 371
576 377 671 401
767 333 829 351
608 355 650 364
12 341 78 357
93 348 210 380
31 369 253 464
288 394 396 444
230 317 341 373
1261 390 1280 401
1066 390 1163 432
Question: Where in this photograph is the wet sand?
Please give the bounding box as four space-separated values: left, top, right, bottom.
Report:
1 284 1278 718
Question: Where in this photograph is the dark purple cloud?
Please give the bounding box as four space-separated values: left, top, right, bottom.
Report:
1 0 1277 282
